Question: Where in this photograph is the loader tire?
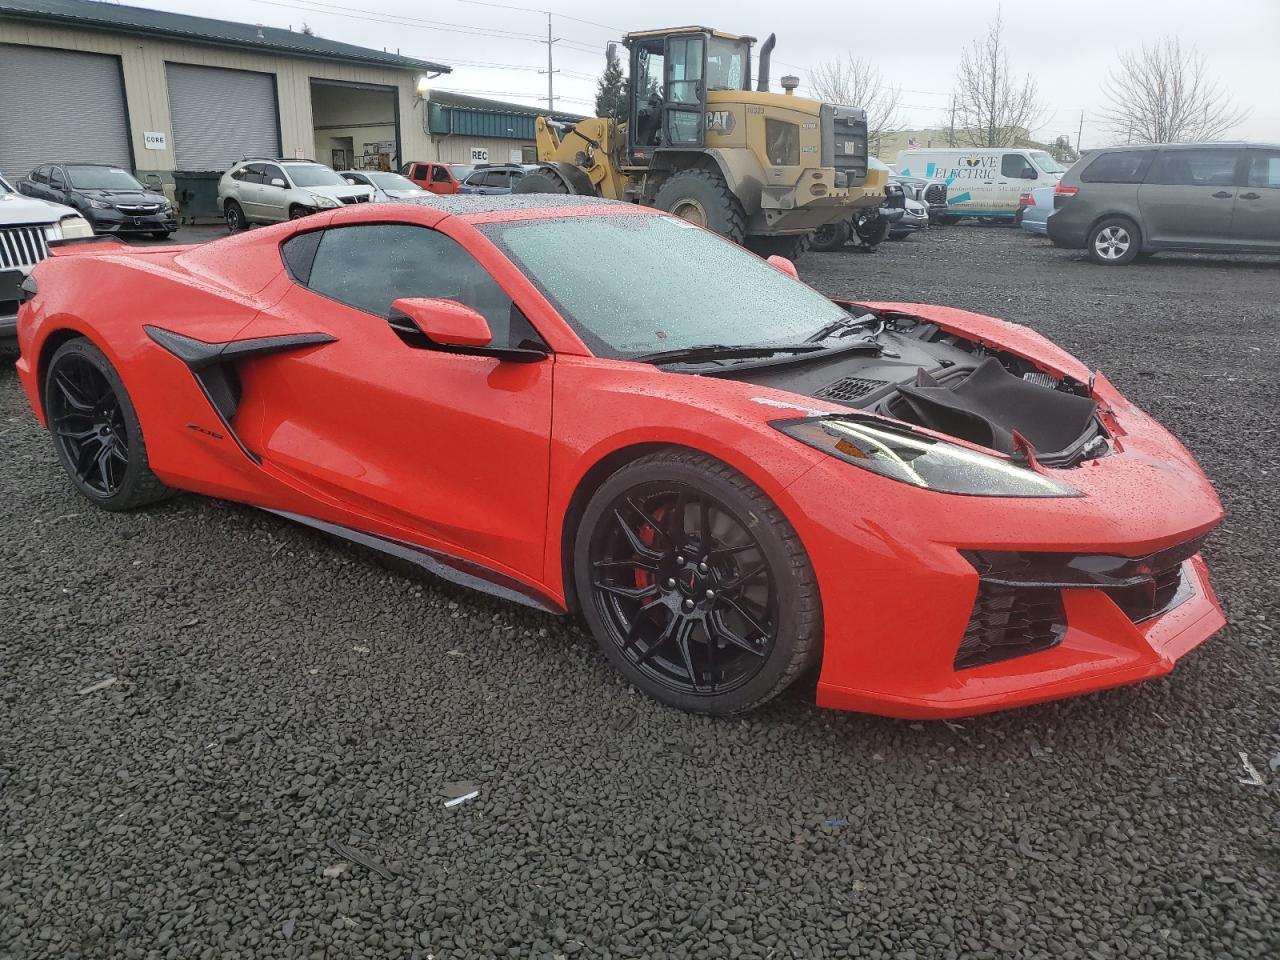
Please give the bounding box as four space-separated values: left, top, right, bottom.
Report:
653 169 747 243
745 234 811 263
513 170 570 195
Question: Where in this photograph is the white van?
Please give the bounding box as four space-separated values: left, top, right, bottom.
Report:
894 148 1066 221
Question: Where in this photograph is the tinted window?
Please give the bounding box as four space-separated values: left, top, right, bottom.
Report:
431 165 453 183
1245 151 1280 188
30 166 48 184
304 224 538 349
1080 151 1152 184
49 168 66 189
1001 153 1036 179
1147 149 1238 186
242 164 269 184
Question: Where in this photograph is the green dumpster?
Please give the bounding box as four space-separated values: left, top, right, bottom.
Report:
173 171 224 224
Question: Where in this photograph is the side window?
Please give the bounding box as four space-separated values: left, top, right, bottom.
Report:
431 165 453 183
241 164 265 184
1080 150 1152 184
488 171 511 188
49 167 66 189
412 164 429 179
1245 151 1280 188
31 165 48 184
1147 149 1238 187
1001 153 1036 179
261 164 286 187
303 224 541 349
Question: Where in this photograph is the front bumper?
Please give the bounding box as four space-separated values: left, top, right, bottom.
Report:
88 209 179 234
779 351 1225 720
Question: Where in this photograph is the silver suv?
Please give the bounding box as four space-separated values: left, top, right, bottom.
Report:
218 159 375 231
1049 143 1280 264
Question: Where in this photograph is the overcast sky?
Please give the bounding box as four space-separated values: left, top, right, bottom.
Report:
139 0 1279 147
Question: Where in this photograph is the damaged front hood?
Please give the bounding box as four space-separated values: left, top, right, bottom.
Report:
709 304 1106 467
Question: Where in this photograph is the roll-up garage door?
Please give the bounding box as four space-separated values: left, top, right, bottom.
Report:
0 44 132 182
166 63 280 172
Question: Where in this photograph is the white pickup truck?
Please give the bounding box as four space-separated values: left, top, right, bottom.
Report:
1 174 94 347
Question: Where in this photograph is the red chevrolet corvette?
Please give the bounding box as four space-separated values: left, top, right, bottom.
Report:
13 197 1224 718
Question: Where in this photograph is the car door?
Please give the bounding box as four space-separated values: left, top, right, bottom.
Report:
428 164 457 195
233 221 554 581
47 166 73 205
484 170 513 195
997 153 1037 215
1138 147 1240 246
1233 148 1280 248
257 164 289 222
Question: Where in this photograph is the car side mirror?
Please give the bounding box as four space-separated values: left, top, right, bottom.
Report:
270 178 287 188
388 297 549 363
766 254 799 280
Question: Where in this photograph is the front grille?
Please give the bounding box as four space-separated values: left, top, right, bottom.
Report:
0 224 49 270
955 583 1066 670
922 183 948 205
814 376 888 403
116 204 160 214
1102 563 1191 624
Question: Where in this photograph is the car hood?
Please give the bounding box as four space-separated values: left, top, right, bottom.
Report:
0 190 79 225
385 189 426 199
305 185 375 201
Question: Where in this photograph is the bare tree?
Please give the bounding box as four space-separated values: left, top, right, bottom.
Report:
951 9 1042 147
1098 37 1247 144
807 56 903 141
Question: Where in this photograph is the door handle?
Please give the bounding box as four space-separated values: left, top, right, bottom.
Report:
1239 192 1262 200
1212 191 1233 199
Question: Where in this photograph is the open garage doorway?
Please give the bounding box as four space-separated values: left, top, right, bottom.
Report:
310 79 401 172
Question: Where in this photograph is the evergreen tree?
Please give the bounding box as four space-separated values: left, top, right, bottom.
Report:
595 45 628 121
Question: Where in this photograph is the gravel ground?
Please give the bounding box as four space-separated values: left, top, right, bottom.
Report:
1 225 1277 959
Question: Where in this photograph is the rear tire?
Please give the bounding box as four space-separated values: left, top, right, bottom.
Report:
744 234 810 263
224 200 246 233
809 221 850 252
574 449 821 715
1087 216 1141 265
512 170 570 195
653 168 747 243
43 338 172 511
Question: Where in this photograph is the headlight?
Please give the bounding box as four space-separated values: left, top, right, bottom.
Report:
57 216 95 239
309 194 340 209
774 415 1080 498
88 198 114 209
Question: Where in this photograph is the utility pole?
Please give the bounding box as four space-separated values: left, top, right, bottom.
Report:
1076 110 1084 156
948 97 956 148
538 13 560 112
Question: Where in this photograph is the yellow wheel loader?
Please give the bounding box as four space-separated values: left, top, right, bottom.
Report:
513 26 888 259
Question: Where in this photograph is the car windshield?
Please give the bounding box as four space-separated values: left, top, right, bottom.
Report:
480 214 852 359
284 164 348 187
449 165 476 180
0 176 12 194
66 165 143 190
368 172 422 191
1030 151 1066 174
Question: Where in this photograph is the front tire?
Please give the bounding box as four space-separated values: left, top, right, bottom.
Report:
653 168 747 243
745 234 811 262
150 230 172 240
512 170 570 195
574 450 822 715
1088 216 1141 265
44 338 171 511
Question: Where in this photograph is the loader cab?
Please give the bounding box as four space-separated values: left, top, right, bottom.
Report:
624 27 754 164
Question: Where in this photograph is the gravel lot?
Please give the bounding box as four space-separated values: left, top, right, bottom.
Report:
2 224 1276 959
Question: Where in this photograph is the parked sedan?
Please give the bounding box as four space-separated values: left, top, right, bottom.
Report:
459 164 536 195
18 163 177 238
1019 186 1055 236
889 198 929 240
14 196 1224 719
338 171 426 201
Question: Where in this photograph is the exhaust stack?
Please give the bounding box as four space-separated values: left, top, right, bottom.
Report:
755 33 776 92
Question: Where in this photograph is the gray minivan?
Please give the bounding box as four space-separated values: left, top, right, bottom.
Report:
1048 143 1280 264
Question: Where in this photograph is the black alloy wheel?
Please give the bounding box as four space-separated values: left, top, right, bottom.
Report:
44 339 170 510
224 200 246 233
576 451 821 714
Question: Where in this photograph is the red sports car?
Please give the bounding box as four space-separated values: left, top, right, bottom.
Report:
13 197 1224 718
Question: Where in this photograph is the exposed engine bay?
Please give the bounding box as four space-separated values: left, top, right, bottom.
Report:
711 308 1108 467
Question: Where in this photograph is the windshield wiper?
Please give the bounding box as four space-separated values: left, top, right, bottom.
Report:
631 343 828 365
806 311 880 343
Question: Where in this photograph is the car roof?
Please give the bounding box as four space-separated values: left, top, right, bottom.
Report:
1087 141 1280 152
